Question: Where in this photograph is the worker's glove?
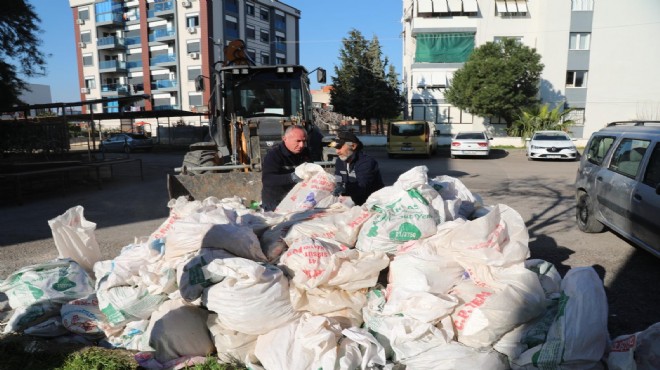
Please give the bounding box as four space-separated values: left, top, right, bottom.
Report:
332 183 345 197
290 173 303 183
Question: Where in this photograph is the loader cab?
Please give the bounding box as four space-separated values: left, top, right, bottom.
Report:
387 120 439 158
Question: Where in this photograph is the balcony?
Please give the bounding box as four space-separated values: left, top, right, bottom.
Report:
150 53 177 68
97 36 126 50
95 12 123 27
153 0 174 18
99 60 127 73
125 36 141 48
151 79 178 92
126 60 143 70
154 104 180 111
100 83 130 97
149 29 175 44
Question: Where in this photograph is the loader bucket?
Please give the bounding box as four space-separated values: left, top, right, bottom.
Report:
167 172 263 204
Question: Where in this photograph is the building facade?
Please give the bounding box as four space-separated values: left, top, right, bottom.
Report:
402 0 660 138
68 0 301 121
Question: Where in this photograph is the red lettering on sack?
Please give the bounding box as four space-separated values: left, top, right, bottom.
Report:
348 211 371 228
302 269 324 278
610 335 636 352
468 223 506 251
453 291 493 332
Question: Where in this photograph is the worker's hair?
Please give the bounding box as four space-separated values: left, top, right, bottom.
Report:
283 125 306 138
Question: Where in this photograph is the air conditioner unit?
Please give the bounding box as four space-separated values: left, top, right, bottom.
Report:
188 52 199 59
77 19 85 25
187 27 196 34
80 87 90 94
182 1 192 8
78 42 86 48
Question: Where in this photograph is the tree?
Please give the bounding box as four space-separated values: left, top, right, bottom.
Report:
444 38 543 125
330 29 403 133
508 103 576 139
0 0 47 109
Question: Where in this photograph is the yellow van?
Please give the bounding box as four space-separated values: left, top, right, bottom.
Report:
387 120 439 157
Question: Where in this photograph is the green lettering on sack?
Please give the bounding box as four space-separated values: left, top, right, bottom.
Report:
52 276 76 291
27 282 44 300
407 188 429 205
101 303 126 324
389 222 421 241
367 225 379 237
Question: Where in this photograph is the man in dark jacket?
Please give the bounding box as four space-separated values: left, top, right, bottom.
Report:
260 125 310 211
331 131 384 205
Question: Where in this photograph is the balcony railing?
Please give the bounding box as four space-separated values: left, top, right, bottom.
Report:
101 83 129 95
97 36 125 49
154 104 180 111
150 54 176 65
126 60 143 69
152 79 178 90
125 36 141 46
99 60 127 72
149 29 175 42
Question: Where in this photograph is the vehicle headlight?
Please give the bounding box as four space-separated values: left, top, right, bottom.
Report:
531 145 540 149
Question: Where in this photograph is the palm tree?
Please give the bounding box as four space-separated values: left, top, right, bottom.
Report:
508 103 576 139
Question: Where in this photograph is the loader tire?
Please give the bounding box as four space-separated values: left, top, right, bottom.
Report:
182 150 217 174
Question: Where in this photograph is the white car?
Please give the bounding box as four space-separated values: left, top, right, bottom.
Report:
450 131 492 158
526 130 578 161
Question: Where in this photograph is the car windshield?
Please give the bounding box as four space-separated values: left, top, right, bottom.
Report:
456 133 485 140
128 134 149 140
391 124 425 136
534 133 570 141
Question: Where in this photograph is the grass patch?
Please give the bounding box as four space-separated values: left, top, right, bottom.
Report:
56 347 138 370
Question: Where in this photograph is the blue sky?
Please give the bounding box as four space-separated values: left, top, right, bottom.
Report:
26 0 403 103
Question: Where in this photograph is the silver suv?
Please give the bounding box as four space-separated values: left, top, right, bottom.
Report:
575 121 660 257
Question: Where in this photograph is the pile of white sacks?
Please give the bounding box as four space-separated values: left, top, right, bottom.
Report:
1 164 659 370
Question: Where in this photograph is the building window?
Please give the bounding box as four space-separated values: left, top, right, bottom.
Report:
275 13 286 31
276 56 286 64
565 108 585 125
186 40 200 53
415 32 475 63
494 36 523 43
225 16 239 39
84 76 96 89
246 2 255 16
188 66 201 81
566 71 588 87
189 93 203 107
187 14 199 28
261 52 270 65
78 7 90 21
247 49 256 62
260 30 269 43
224 0 238 14
260 7 269 21
246 25 255 39
275 35 286 52
80 31 92 44
571 0 593 11
569 33 590 50
495 0 528 16
82 53 94 66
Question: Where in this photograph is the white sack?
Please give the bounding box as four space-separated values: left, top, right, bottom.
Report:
512 267 608 370
339 327 387 370
202 258 298 335
0 259 94 309
275 163 336 213
96 279 168 329
61 293 108 336
254 313 342 370
47 206 102 275
284 205 372 248
144 298 215 364
429 175 480 220
401 341 509 370
207 314 258 365
607 322 660 370
164 221 266 262
356 166 442 253
177 248 236 303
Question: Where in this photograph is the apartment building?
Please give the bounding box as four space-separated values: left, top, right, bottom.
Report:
68 0 301 121
402 0 660 138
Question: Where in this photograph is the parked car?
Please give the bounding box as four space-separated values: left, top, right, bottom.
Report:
386 120 439 158
575 121 660 257
526 130 578 161
100 133 153 153
450 131 492 158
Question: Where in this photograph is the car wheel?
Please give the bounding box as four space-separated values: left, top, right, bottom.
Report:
576 191 605 233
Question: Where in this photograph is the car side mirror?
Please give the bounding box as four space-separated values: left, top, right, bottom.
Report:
434 130 440 136
488 137 493 140
317 68 326 84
